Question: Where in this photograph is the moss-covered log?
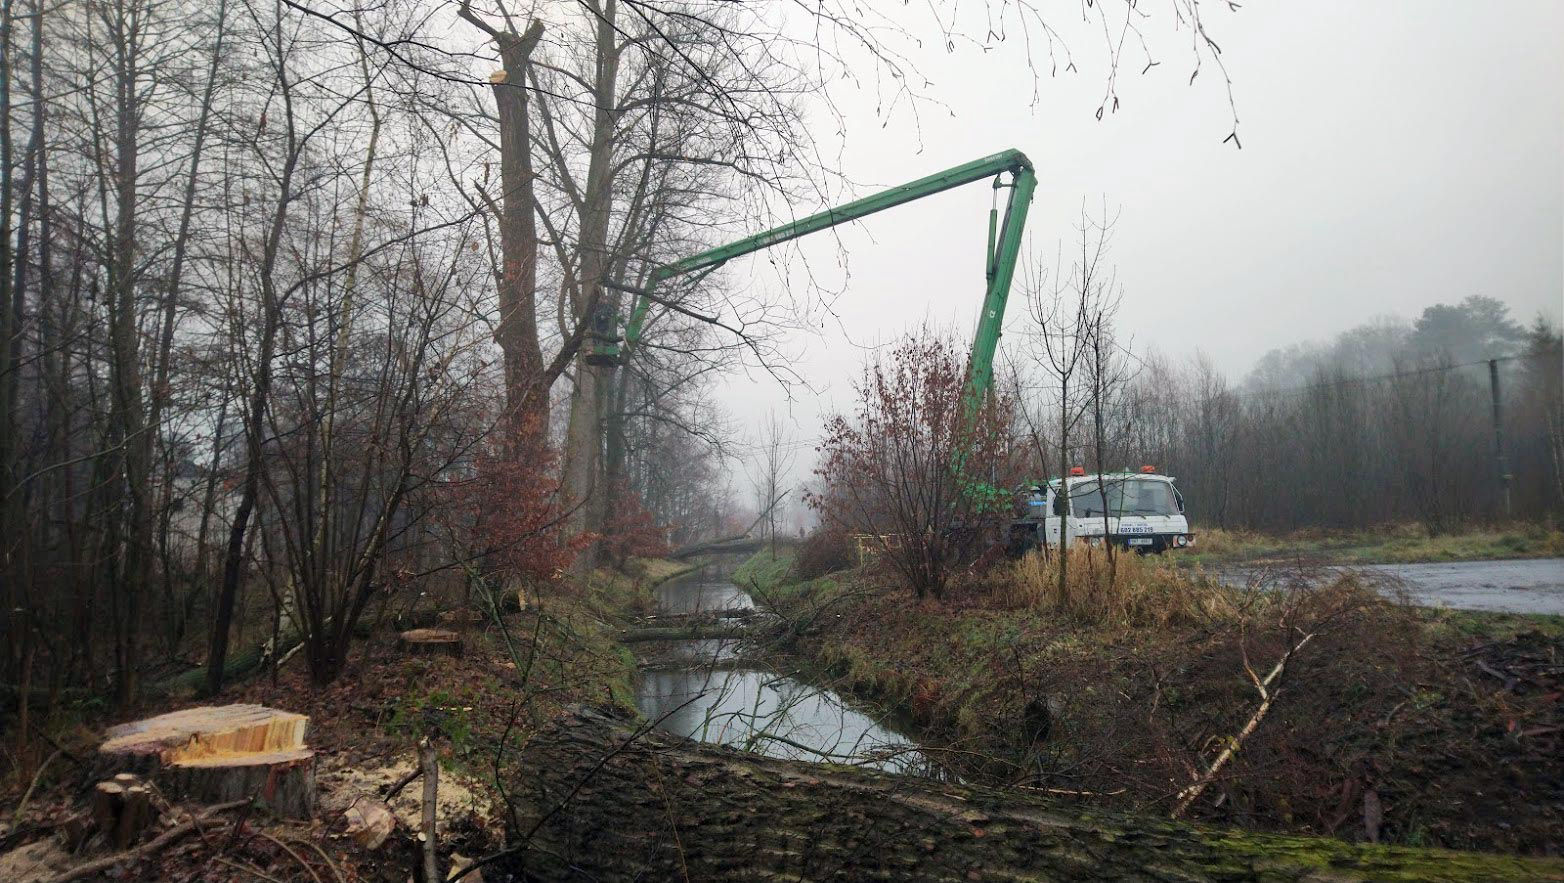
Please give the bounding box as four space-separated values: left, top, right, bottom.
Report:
510 707 1563 881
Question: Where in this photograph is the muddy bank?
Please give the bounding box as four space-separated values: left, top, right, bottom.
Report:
738 550 1564 856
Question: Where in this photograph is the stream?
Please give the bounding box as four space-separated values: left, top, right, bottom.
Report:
634 559 939 776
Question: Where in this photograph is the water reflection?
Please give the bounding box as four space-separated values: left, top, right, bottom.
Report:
637 561 941 777
637 666 933 775
655 576 754 614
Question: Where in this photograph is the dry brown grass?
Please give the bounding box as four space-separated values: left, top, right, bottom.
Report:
1185 526 1265 558
1002 547 1238 628
1190 521 1564 564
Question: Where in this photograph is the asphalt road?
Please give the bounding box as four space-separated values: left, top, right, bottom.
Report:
1357 558 1564 615
1230 558 1564 615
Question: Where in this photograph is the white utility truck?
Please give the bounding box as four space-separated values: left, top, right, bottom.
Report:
1011 466 1194 554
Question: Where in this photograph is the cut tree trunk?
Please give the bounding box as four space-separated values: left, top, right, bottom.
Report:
90 777 151 849
96 704 315 818
165 748 315 818
400 629 463 657
502 706 1564 882
99 704 306 768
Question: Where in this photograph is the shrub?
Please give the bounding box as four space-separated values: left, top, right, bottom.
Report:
807 329 1014 599
601 482 671 568
793 526 856 580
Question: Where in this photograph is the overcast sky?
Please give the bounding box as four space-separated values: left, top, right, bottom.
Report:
709 1 1564 504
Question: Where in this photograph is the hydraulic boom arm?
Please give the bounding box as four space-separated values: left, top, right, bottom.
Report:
614 148 1037 405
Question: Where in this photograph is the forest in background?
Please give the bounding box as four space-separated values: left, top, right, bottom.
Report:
1114 295 1562 532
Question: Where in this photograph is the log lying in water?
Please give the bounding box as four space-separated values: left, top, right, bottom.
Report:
669 535 766 559
617 623 755 643
508 707 1564 881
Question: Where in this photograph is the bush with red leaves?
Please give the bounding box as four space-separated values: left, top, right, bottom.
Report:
807 329 1014 599
445 427 587 589
602 481 671 568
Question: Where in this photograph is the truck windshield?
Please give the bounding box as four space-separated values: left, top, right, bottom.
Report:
1063 478 1180 517
1115 479 1180 516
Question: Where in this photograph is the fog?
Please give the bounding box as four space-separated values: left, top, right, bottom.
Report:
715 1 1562 503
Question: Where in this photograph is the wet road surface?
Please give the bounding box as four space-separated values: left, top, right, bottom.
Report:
1358 558 1564 614
1227 558 1564 615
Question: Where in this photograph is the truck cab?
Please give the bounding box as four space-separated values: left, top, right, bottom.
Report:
1013 467 1194 554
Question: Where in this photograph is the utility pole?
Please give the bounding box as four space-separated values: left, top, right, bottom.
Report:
1488 359 1512 519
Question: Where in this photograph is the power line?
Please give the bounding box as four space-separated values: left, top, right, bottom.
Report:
1228 354 1519 401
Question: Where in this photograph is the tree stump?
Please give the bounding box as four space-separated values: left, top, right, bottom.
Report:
97 704 316 819
167 748 316 818
89 777 152 849
437 608 487 629
399 628 463 657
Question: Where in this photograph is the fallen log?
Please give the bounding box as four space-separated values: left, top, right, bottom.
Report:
498 706 1564 882
669 536 765 560
399 628 464 657
617 624 754 644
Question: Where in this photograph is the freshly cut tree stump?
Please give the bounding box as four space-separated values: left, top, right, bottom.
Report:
99 704 307 769
168 749 316 819
97 704 316 819
399 628 463 657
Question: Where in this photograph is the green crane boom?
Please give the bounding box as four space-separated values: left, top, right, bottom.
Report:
610 148 1037 406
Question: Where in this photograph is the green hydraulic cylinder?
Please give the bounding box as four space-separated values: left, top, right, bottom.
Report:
986 205 998 282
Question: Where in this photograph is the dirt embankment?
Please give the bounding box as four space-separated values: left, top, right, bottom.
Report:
1 559 667 882
739 549 1564 857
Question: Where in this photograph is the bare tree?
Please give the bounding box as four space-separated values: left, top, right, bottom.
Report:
748 411 797 558
1080 251 1132 578
1018 209 1110 596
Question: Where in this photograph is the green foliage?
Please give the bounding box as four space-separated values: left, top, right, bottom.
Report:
385 686 476 754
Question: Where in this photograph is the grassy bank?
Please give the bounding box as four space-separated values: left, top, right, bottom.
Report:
1185 522 1564 565
743 546 1564 856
